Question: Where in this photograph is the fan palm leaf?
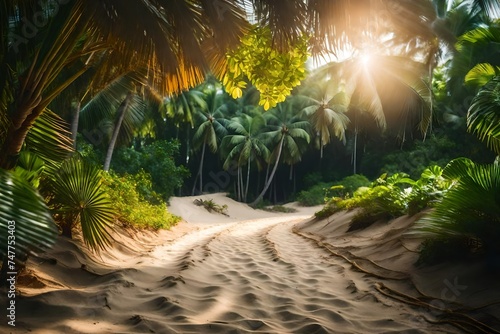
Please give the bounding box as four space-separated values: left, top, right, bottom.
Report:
47 157 115 251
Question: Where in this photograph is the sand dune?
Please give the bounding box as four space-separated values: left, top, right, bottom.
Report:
1 193 498 333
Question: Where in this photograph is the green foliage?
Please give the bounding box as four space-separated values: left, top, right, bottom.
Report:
111 140 189 200
376 135 458 179
296 182 332 206
222 26 309 110
0 168 58 262
46 157 115 251
330 174 371 198
413 158 500 261
297 174 370 207
193 198 228 216
317 168 451 228
406 165 452 215
467 75 500 155
102 172 180 230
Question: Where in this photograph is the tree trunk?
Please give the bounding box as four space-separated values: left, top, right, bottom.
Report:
320 132 324 159
353 127 358 175
244 158 251 202
103 92 133 172
251 136 284 206
236 167 241 202
61 219 73 239
192 142 206 195
0 104 44 170
70 101 81 149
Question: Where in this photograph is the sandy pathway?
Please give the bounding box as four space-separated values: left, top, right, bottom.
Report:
2 195 466 333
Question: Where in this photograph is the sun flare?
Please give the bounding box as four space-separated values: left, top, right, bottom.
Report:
361 53 371 67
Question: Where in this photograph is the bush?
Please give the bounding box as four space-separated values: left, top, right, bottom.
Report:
102 172 180 230
111 140 189 200
296 182 331 206
297 174 371 207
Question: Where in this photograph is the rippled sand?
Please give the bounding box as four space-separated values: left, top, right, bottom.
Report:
2 194 498 333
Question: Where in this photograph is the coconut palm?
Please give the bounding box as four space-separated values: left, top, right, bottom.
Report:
191 89 230 195
0 0 248 170
251 100 310 205
221 113 269 202
296 81 350 159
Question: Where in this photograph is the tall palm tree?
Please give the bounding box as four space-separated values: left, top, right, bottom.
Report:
221 113 269 202
251 100 310 205
191 89 230 195
296 81 350 159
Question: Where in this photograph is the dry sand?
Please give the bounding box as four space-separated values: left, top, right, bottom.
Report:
1 193 499 333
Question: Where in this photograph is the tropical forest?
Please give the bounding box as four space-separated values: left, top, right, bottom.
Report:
1 0 500 333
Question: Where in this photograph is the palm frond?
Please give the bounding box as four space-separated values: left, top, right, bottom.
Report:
465 63 500 88
0 168 57 262
467 76 500 155
48 157 115 251
25 109 74 168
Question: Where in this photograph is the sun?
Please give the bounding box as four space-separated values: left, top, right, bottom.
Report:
361 53 371 67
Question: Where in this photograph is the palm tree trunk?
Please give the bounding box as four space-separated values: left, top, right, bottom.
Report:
70 101 80 149
244 158 251 202
320 133 324 159
192 142 206 195
103 92 133 172
185 125 191 164
239 166 244 201
251 136 285 206
236 167 241 201
264 163 270 185
353 126 358 175
0 104 44 170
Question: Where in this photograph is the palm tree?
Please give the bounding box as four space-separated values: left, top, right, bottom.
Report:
163 88 207 164
0 0 248 170
296 81 350 159
221 113 269 202
191 89 230 195
251 100 310 205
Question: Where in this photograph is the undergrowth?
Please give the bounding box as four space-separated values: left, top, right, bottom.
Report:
102 171 180 230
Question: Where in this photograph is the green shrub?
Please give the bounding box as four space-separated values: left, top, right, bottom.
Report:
102 172 180 230
298 174 371 207
296 182 331 206
330 174 371 198
111 140 189 200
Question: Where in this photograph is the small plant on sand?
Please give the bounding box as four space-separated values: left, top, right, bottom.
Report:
194 198 229 216
262 205 297 213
